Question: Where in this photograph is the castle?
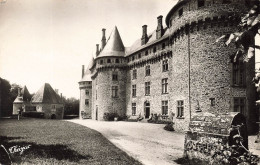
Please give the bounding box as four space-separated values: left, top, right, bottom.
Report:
79 0 258 133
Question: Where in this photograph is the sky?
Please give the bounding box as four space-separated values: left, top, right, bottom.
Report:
0 0 177 98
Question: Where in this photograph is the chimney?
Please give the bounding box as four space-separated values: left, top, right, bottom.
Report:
141 25 148 45
18 87 21 97
156 15 164 39
82 65 85 78
55 89 59 94
101 28 106 49
96 44 99 56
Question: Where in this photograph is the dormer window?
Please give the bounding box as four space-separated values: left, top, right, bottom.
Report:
115 58 119 63
198 0 205 7
162 43 165 50
138 53 141 58
132 56 135 61
179 8 183 17
145 50 148 55
153 47 157 53
100 60 103 65
107 59 111 63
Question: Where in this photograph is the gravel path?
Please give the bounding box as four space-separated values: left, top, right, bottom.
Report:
69 120 184 165
69 119 260 165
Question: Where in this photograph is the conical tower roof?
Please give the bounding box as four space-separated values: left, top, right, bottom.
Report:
31 83 62 104
98 26 125 58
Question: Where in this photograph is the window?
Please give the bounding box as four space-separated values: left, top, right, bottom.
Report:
223 0 231 4
112 86 118 98
100 60 103 64
116 58 119 63
210 98 215 106
145 65 150 76
132 85 136 97
233 61 245 86
162 43 165 50
198 0 205 7
85 90 89 95
85 99 89 106
138 53 141 58
162 59 168 72
132 103 136 116
177 100 184 118
107 59 111 63
162 101 168 115
153 47 157 53
112 72 118 81
162 78 168 94
234 97 246 115
145 50 148 55
145 82 150 95
133 69 137 79
179 8 183 17
132 56 135 61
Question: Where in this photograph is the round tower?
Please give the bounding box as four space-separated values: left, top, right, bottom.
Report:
79 64 92 119
165 0 256 133
92 26 127 120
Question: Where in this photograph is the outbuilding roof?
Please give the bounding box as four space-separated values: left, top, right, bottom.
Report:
13 86 31 103
97 26 125 58
31 83 63 104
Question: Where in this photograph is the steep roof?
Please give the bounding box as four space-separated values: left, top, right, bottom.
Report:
13 86 31 103
126 27 170 56
97 26 125 58
31 83 63 104
80 60 92 82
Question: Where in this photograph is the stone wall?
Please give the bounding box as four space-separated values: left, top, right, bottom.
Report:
34 103 64 119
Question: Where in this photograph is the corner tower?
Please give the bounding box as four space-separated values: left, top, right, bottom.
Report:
165 0 256 133
91 26 127 120
79 60 93 119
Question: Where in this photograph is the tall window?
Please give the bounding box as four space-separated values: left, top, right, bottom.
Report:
162 101 168 115
133 69 137 79
85 99 89 106
85 90 89 95
153 47 157 53
145 50 148 55
233 61 245 86
115 58 119 63
132 85 136 97
107 59 111 63
162 43 165 50
198 0 205 7
162 60 168 72
145 65 150 76
145 82 150 95
162 78 168 94
234 97 246 115
210 98 215 106
100 60 103 64
177 100 184 118
138 53 141 58
112 72 118 81
132 103 136 116
112 86 118 98
132 56 135 61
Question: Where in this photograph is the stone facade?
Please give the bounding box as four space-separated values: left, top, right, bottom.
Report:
80 0 258 133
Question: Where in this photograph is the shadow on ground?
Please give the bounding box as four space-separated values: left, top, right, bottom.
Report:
0 136 92 164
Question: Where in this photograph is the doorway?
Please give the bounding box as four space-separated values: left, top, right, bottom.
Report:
144 102 150 119
96 106 98 120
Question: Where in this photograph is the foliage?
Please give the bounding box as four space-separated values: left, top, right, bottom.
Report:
0 78 13 117
164 122 175 132
0 118 142 165
22 112 44 118
63 97 79 116
147 113 172 124
103 112 118 121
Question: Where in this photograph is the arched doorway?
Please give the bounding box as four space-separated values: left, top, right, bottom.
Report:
144 101 150 119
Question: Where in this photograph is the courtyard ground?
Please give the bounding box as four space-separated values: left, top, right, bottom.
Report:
70 119 260 165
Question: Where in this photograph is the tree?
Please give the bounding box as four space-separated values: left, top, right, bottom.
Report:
0 78 13 117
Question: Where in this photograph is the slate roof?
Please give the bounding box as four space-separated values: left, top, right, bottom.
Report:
97 26 125 58
80 61 92 82
13 86 31 103
31 83 63 104
126 27 169 56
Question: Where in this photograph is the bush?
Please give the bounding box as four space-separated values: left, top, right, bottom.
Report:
164 122 175 131
22 112 44 118
103 113 118 121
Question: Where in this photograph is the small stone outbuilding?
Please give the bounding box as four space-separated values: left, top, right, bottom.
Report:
13 86 32 115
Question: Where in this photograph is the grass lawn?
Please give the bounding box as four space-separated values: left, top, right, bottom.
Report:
0 118 142 165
